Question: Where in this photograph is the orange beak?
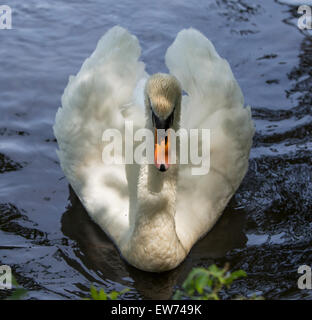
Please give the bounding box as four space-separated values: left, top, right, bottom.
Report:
154 129 170 172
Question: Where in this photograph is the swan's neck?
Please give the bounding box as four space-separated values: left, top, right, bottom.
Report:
121 102 187 272
123 161 185 272
135 161 178 226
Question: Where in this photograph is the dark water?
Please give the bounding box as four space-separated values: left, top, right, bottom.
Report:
0 0 311 300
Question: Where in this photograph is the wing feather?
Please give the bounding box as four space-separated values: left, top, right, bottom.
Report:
165 28 255 250
54 26 147 245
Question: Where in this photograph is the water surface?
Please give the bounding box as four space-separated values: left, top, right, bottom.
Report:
0 0 311 299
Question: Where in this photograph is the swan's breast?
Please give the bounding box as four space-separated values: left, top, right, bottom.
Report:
121 212 186 272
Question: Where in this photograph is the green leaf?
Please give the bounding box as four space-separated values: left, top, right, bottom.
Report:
194 274 207 294
98 288 107 300
174 264 254 300
90 285 99 300
225 270 247 286
109 291 119 300
88 285 130 300
230 269 247 280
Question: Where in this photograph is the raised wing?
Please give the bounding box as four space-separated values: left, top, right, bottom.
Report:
54 26 147 245
165 28 255 250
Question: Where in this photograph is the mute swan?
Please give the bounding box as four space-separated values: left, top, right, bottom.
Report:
54 26 254 272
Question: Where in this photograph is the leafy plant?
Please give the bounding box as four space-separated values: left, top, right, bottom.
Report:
173 263 250 300
87 285 129 300
86 264 263 300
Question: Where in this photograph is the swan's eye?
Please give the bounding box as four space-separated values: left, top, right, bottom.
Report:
152 107 174 130
152 111 156 127
167 109 174 127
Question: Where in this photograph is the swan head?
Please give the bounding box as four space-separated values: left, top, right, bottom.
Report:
144 73 182 172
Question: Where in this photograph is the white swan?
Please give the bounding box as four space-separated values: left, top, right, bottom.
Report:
53 26 254 272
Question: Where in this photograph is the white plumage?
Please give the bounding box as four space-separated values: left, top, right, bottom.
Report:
53 26 254 272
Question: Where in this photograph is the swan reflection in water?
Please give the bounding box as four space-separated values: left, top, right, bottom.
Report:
61 186 247 299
